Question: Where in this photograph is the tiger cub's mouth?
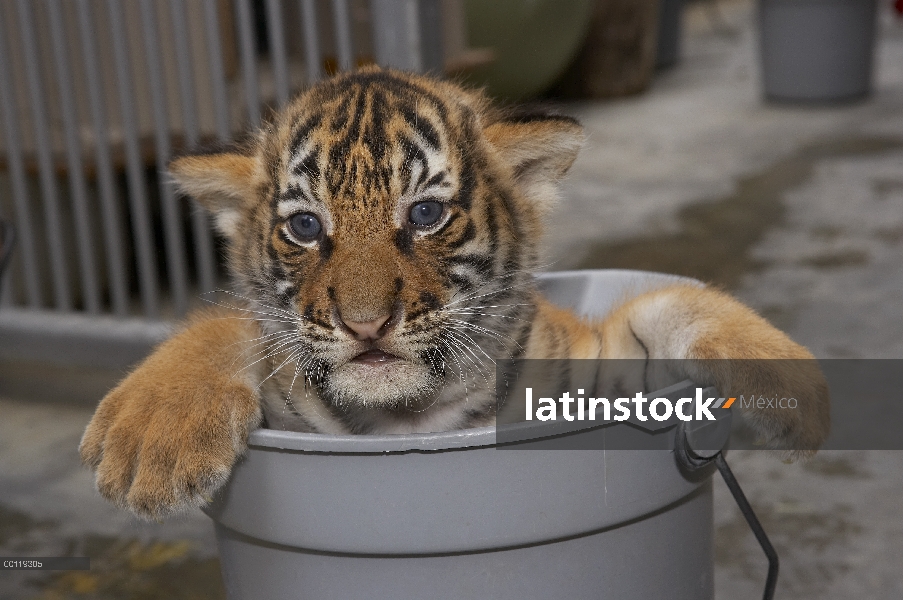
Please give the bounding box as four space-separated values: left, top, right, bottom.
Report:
351 349 401 364
323 345 435 407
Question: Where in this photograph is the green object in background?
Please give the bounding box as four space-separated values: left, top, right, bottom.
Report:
463 0 594 101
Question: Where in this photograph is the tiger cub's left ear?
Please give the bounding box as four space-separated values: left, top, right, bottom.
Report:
484 114 584 213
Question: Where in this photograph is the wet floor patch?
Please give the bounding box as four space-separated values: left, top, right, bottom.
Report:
716 502 862 595
574 136 903 290
29 537 226 600
799 249 870 270
875 226 903 244
801 456 871 479
872 178 903 198
0 504 57 549
0 503 224 600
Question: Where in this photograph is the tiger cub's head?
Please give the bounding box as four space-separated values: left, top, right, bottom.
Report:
171 68 583 410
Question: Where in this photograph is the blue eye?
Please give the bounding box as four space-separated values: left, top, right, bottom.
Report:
409 201 443 227
289 213 322 241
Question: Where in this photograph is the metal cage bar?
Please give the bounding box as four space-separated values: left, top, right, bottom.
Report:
106 0 162 318
139 0 190 318
75 0 131 317
17 0 72 311
0 0 442 369
369 0 440 72
46 0 103 315
0 3 41 308
236 0 262 128
332 0 355 72
169 0 219 296
202 0 232 142
265 0 291 106
300 0 323 83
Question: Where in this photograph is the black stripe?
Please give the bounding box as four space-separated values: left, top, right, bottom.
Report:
275 286 295 308
424 170 447 189
281 184 311 202
401 106 441 150
394 228 414 255
346 89 367 146
484 196 499 256
456 168 475 211
499 112 580 126
495 184 523 245
319 235 333 261
405 308 428 322
438 211 461 231
448 272 475 293
293 145 320 182
446 219 476 250
418 291 440 310
445 253 493 278
417 160 430 190
513 322 532 359
398 134 428 191
329 93 354 132
329 71 451 126
270 261 294 308
303 303 332 329
502 257 522 276
453 114 481 210
361 121 385 172
269 262 287 281
304 333 330 342
289 114 322 156
326 143 347 196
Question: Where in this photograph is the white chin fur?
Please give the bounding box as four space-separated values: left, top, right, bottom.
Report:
323 361 436 407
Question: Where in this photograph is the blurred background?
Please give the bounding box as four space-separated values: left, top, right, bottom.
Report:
0 0 901 598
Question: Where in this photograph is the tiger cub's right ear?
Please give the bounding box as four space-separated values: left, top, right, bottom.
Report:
169 152 261 239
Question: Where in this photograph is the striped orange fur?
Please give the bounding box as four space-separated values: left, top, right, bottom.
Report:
81 68 829 518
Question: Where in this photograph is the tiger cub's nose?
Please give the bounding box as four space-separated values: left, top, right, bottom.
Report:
342 314 392 341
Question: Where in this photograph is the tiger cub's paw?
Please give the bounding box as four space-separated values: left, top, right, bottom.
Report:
730 360 831 461
80 358 262 520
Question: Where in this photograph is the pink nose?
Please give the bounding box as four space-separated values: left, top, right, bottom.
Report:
343 315 391 341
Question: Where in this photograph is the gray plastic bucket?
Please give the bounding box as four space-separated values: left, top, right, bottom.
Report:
0 220 13 296
204 270 722 600
759 0 878 102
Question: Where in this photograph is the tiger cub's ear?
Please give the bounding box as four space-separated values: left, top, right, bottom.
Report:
169 152 261 239
484 114 584 213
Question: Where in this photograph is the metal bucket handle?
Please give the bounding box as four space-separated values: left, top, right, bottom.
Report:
675 422 780 600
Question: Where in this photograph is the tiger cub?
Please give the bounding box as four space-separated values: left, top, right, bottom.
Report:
80 68 829 518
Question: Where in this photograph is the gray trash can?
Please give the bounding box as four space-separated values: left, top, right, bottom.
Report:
657 0 684 69
203 270 723 600
759 0 878 102
0 219 13 295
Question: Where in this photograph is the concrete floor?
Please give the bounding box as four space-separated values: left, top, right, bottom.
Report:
2 1 902 598
554 2 903 598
